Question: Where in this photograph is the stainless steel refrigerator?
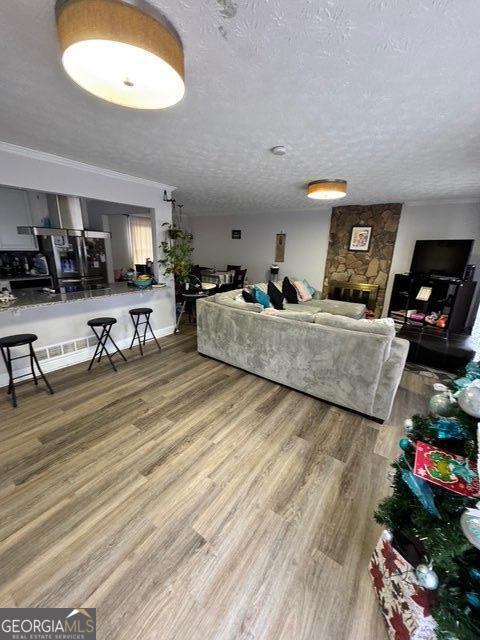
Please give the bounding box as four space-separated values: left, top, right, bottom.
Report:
37 232 108 292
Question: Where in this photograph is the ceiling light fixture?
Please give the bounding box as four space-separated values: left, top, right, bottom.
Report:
271 146 287 156
56 0 185 109
307 180 347 200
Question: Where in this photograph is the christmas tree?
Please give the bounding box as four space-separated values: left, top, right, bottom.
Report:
374 362 480 640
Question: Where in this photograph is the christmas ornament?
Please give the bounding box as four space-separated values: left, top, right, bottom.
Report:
461 506 480 550
468 567 480 583
466 361 480 376
414 441 479 498
429 417 466 440
457 380 480 418
401 467 441 518
381 529 393 542
399 438 413 452
466 592 480 608
415 564 439 591
404 418 414 432
429 383 457 417
453 362 480 393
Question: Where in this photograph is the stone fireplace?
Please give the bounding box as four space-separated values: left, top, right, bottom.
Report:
322 203 402 317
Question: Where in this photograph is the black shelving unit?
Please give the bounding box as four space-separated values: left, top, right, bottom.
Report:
388 273 477 372
388 273 476 334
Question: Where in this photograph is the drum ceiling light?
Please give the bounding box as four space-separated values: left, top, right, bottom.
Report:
56 0 185 109
307 180 347 200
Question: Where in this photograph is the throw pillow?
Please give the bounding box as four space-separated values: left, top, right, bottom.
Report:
282 277 299 304
293 280 312 302
252 286 271 309
242 289 255 303
268 280 284 310
303 279 316 296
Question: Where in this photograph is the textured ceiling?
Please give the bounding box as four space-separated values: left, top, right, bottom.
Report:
1 1 480 215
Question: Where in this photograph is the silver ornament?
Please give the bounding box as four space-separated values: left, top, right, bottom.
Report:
429 392 457 417
404 418 414 432
381 529 393 542
415 563 439 590
457 384 480 419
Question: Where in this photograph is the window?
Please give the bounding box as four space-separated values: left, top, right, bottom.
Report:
129 216 153 265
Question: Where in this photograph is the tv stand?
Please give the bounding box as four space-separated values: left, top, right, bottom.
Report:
388 273 477 372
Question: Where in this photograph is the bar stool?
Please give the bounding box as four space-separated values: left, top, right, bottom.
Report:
0 333 54 408
87 317 127 372
129 307 161 356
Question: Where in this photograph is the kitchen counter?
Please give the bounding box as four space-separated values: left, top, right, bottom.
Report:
1 275 51 281
0 282 167 312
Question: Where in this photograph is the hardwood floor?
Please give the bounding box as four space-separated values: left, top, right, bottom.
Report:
0 327 430 639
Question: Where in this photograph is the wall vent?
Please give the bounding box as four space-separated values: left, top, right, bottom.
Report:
62 342 76 355
33 336 93 363
48 345 63 359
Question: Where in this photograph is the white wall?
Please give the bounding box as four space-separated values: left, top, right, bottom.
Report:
385 201 480 321
191 211 331 289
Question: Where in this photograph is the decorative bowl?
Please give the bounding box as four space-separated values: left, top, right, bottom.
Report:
132 278 153 289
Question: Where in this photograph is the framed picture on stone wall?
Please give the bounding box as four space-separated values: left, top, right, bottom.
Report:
348 225 372 252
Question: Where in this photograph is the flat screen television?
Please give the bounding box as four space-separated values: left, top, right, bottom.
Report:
410 239 473 279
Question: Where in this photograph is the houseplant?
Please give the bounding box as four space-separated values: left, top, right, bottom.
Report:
158 222 193 286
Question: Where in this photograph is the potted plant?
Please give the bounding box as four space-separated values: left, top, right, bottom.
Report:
158 222 194 288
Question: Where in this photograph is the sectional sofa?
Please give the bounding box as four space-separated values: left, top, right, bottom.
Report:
196 284 409 421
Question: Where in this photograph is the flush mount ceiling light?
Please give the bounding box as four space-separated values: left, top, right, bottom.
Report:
307 179 347 200
56 0 185 109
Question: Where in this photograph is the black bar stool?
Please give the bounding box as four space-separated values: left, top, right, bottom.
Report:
129 307 161 356
0 334 54 408
87 317 127 372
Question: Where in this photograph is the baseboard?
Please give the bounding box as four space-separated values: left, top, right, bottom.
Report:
0 325 175 389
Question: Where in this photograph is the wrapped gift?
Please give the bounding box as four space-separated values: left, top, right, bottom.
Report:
370 534 437 640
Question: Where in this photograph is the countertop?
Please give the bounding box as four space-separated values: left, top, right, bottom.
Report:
0 275 52 281
0 282 167 312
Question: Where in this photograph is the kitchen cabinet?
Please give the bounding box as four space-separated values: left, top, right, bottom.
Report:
0 187 37 250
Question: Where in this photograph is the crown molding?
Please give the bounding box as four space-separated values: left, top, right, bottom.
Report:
405 197 480 207
0 140 176 193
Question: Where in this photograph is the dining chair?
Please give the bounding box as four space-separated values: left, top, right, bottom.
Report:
233 268 247 289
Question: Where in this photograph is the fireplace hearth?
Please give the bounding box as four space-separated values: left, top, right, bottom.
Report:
328 280 379 316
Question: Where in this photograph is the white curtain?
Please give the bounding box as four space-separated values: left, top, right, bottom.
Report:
129 216 153 266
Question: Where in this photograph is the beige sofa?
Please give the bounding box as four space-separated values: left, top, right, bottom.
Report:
196 287 408 421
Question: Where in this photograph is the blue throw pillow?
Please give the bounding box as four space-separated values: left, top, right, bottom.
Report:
252 286 271 309
303 279 316 296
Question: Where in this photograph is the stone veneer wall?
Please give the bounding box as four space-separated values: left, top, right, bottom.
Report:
323 203 402 316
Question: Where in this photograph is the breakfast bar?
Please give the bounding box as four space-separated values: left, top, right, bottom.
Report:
0 282 175 388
